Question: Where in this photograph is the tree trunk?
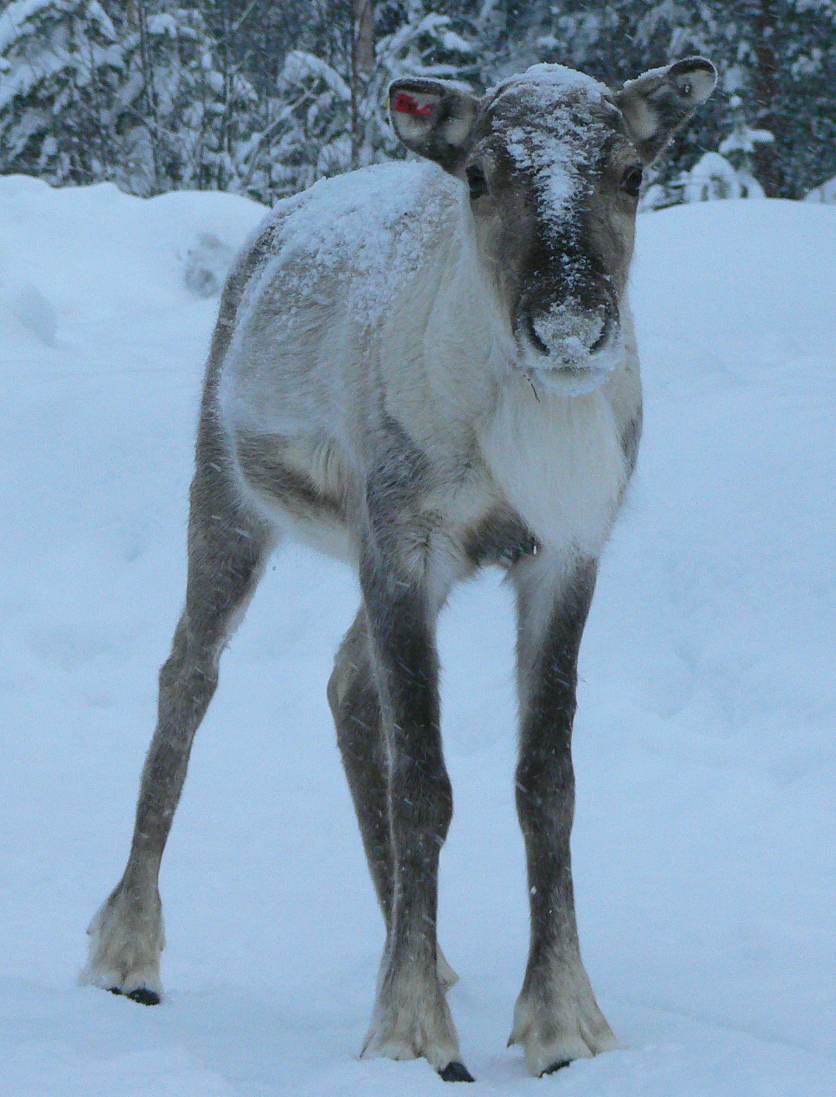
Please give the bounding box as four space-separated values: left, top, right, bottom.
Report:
752 0 780 196
135 0 163 195
351 0 375 169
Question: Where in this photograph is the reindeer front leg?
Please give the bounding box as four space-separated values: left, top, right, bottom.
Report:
358 517 471 1083
508 554 616 1076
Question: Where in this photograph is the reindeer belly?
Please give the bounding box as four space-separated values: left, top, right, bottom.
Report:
226 429 358 563
478 382 628 560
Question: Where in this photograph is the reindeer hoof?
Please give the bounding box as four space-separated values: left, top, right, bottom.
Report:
439 1061 475 1082
128 987 161 1005
107 986 160 1006
541 1059 571 1076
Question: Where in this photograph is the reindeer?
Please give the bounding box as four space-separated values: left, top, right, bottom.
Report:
83 58 717 1081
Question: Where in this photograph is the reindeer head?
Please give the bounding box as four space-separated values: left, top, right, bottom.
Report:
389 58 717 394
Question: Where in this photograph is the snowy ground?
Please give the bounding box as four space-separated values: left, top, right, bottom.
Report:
1 174 834 1096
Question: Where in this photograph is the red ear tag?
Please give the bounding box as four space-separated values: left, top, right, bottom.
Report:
392 92 434 117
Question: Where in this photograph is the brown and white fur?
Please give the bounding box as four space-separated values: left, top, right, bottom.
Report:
83 58 717 1082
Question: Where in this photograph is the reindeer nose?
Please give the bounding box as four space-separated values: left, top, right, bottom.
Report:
588 312 613 354
528 302 613 364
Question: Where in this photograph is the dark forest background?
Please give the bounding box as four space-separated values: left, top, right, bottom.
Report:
1 1 833 208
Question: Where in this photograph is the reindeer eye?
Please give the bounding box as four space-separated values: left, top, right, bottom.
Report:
466 164 488 200
621 166 643 198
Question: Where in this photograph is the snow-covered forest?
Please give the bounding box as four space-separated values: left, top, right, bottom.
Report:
0 0 834 206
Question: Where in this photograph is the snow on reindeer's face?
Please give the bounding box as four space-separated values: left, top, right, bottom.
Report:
468 67 636 394
389 58 717 395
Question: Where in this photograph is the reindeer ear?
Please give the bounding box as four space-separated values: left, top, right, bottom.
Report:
388 78 479 175
616 57 718 163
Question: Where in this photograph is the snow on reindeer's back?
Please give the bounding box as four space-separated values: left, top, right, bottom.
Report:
258 159 461 326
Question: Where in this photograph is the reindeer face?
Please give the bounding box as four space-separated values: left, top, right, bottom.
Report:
464 67 640 393
389 59 717 395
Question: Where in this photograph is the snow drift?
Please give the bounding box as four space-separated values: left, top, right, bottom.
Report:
0 174 833 1096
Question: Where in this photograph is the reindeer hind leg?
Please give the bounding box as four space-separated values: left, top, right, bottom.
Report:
329 609 460 993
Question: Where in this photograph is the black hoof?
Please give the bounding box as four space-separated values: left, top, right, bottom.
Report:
439 1061 475 1083
541 1059 571 1077
105 984 160 1006
126 988 160 1006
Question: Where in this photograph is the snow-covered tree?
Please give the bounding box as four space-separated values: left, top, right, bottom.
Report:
0 0 833 204
0 0 124 185
683 152 745 202
267 2 481 199
718 94 773 197
270 49 353 197
114 3 259 196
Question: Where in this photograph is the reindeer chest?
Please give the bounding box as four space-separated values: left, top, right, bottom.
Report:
476 384 628 560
